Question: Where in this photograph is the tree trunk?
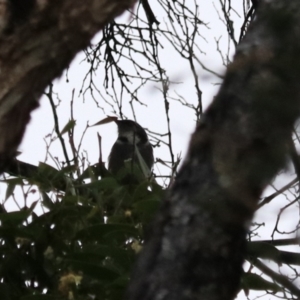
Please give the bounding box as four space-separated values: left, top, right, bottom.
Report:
0 0 135 170
127 1 300 300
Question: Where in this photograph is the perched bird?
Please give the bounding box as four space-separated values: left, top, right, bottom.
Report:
108 120 154 183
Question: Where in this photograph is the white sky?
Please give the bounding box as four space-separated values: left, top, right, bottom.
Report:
19 0 231 173
2 1 300 299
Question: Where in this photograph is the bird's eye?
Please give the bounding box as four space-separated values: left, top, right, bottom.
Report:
119 137 129 143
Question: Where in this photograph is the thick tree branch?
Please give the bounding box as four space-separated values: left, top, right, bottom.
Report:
0 0 136 170
127 1 300 300
252 258 300 297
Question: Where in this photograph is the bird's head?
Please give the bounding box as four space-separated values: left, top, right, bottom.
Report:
115 120 149 145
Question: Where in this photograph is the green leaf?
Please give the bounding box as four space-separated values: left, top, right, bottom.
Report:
60 119 76 135
108 286 127 300
67 260 119 281
33 162 76 191
59 164 77 174
241 272 280 293
82 177 119 191
2 178 24 200
38 162 76 179
21 295 59 300
0 283 11 300
110 274 130 288
151 182 165 197
62 195 87 205
69 246 134 271
76 224 139 242
247 242 280 261
38 162 59 176
29 200 39 212
133 199 160 223
78 165 97 182
0 226 33 239
134 144 152 178
133 181 152 202
0 210 30 224
41 192 54 209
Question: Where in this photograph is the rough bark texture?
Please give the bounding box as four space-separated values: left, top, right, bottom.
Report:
0 0 136 169
127 1 300 300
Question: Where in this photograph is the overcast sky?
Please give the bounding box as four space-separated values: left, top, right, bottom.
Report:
3 2 300 298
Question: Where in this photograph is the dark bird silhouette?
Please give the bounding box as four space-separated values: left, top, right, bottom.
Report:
108 120 154 183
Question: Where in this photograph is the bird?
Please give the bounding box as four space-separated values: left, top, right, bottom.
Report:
108 120 154 183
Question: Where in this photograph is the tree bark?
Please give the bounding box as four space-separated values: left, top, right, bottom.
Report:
0 0 136 170
127 1 300 300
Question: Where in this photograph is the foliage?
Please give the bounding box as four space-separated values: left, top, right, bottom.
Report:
1 1 300 300
0 157 164 299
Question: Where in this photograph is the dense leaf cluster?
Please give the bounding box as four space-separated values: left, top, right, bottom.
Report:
2 159 300 299
0 162 163 299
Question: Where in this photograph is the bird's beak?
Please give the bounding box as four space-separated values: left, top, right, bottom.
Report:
91 116 118 127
